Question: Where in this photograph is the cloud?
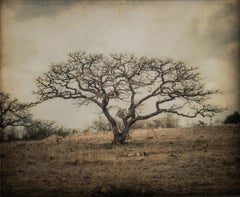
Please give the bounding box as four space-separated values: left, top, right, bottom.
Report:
189 1 239 59
184 1 239 103
3 0 79 20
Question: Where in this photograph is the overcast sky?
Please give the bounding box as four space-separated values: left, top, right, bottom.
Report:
1 0 239 129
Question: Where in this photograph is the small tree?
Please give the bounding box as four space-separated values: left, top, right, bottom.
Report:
224 111 240 124
35 52 223 144
0 92 32 134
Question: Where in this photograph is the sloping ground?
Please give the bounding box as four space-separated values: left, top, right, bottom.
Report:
1 126 240 197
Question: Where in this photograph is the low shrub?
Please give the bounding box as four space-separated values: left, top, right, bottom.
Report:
23 120 70 140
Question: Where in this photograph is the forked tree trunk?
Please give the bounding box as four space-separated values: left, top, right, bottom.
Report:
112 127 130 144
112 132 126 144
111 120 135 144
102 107 132 144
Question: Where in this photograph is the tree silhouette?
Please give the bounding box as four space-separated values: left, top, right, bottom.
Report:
35 52 223 144
0 92 32 133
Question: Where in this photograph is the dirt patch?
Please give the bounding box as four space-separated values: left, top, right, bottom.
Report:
1 126 240 196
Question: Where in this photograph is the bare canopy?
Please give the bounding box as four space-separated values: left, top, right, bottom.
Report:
35 52 222 144
0 92 32 133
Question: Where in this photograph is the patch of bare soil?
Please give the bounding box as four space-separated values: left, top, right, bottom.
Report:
1 126 240 197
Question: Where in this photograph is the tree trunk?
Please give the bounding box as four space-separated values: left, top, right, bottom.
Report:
112 132 126 145
112 126 131 145
102 107 131 144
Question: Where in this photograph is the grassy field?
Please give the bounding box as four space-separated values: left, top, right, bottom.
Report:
1 125 240 197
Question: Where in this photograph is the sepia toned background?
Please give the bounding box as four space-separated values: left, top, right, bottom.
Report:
1 0 239 129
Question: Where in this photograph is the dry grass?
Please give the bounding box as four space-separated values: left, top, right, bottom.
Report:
1 125 240 197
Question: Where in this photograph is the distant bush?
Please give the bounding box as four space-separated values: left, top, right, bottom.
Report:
224 111 240 124
131 121 146 129
197 120 207 126
1 127 20 141
131 114 179 129
0 126 31 141
53 127 72 137
155 115 179 128
23 120 70 140
90 116 111 131
88 114 179 132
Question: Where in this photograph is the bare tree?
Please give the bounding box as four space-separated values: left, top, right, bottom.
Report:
35 52 223 144
0 92 32 133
